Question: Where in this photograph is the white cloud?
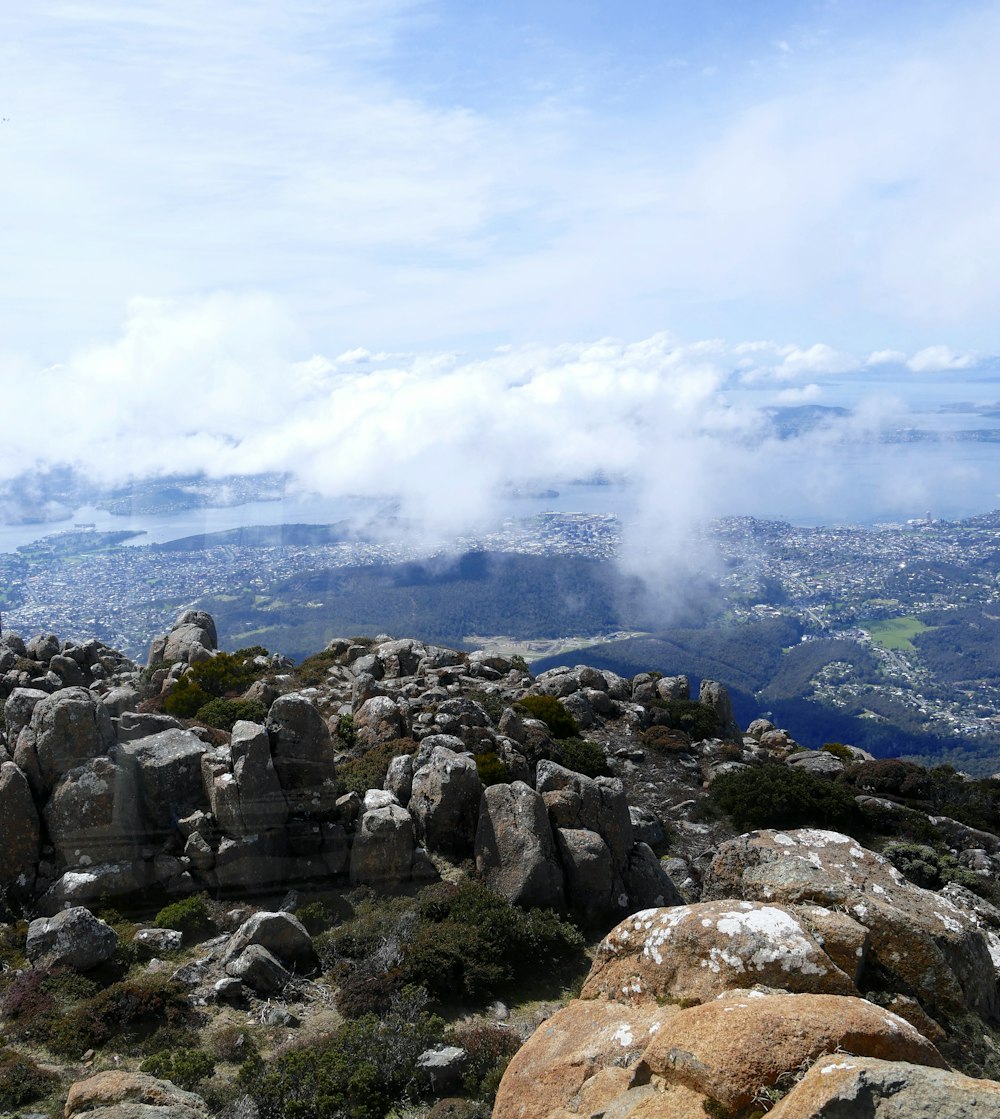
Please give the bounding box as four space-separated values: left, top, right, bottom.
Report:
906 345 977 373
867 349 908 366
774 384 823 404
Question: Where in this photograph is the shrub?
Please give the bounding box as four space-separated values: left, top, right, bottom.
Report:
474 752 509 786
208 1023 259 1063
141 1048 216 1090
0 1048 60 1111
448 1021 521 1102
338 738 415 798
709 762 860 833
154 895 215 940
640 725 692 753
467 690 505 726
335 714 357 749
649 699 721 741
515 695 579 739
822 742 855 763
882 842 982 892
46 974 196 1056
295 900 337 935
164 650 268 717
195 696 267 731
843 759 930 799
557 737 608 778
297 650 341 686
237 1007 444 1119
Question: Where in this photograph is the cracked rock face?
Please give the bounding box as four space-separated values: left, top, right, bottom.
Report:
702 828 1000 1021
582 899 859 1006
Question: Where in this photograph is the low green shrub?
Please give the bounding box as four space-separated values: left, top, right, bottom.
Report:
338 738 415 797
0 1047 60 1111
649 699 721 741
515 695 579 739
297 650 341 686
163 650 269 718
154 895 215 940
208 1023 259 1063
141 1048 216 1090
466 690 506 726
639 725 692 753
881 842 982 892
474 752 509 786
237 1006 444 1119
709 762 860 833
821 742 855 763
195 696 267 731
557 737 608 778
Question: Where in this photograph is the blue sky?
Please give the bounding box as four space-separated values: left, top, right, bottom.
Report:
2 1 1000 529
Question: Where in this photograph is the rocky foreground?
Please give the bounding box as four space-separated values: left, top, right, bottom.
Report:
2 612 1000 1116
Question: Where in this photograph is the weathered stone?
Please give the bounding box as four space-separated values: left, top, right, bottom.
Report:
375 638 426 678
493 999 671 1119
384 752 415 805
635 991 946 1114
50 652 88 686
353 694 408 749
583 901 857 1007
37 861 151 914
26 906 119 970
1 687 49 742
657 675 690 701
204 721 288 838
0 760 40 891
788 750 845 777
65 1071 209 1119
213 833 294 894
26 632 60 663
349 803 414 885
117 711 186 742
556 827 614 922
101 684 140 718
416 1046 469 1094
475 781 565 908
698 679 740 739
133 928 184 955
221 911 315 970
115 728 208 842
703 828 1000 1021
15 686 115 795
266 693 337 805
409 745 482 859
225 943 293 994
44 755 141 865
622 843 686 912
769 1055 1000 1119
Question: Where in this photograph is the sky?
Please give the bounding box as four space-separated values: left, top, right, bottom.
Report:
2 0 1000 536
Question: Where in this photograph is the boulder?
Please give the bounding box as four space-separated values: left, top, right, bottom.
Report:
384 752 415 805
44 755 142 865
203 721 288 838
225 943 294 995
0 760 40 891
15 686 115 795
555 828 614 923
266 693 337 808
117 711 186 742
375 638 426 678
221 911 315 970
1 687 49 742
416 1046 469 1094
26 906 119 970
115 728 209 843
632 991 947 1114
622 843 686 911
703 828 1000 1021
408 745 482 859
768 1055 1000 1119
26 632 60 663
50 652 88 686
37 862 151 914
698 679 740 739
536 761 634 871
349 803 414 886
582 900 857 1007
788 750 845 777
353 694 409 749
65 1071 209 1119
492 998 674 1119
475 781 565 908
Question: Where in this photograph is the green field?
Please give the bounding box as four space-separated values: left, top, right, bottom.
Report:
865 616 932 653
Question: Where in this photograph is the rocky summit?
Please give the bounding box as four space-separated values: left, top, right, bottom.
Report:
2 610 1000 1117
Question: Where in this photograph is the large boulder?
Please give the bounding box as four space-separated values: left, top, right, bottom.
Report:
266 693 337 810
622 842 685 911
475 781 565 909
1 686 49 743
221 911 315 971
202 720 288 838
115 728 209 844
632 991 947 1114
408 745 482 859
0 761 40 892
768 1055 1000 1119
555 828 614 923
65 1071 209 1119
535 761 633 871
14 686 115 796
349 803 414 886
26 906 119 970
703 828 1000 1021
582 900 858 1006
44 755 141 866
698 679 741 739
37 862 152 914
353 694 409 749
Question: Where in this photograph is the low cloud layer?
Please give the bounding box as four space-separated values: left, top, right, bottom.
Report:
3 295 996 561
